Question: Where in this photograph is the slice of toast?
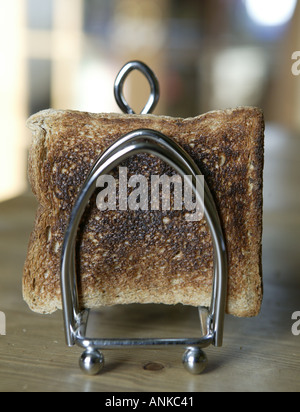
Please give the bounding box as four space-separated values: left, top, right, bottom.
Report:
23 107 264 317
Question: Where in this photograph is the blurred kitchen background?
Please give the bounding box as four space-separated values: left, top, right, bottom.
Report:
1 0 300 202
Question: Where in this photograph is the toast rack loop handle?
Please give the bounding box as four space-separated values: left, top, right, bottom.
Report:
114 61 160 115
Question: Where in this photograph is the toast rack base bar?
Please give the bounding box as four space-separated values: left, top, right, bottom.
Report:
72 306 214 350
60 62 228 376
76 337 214 350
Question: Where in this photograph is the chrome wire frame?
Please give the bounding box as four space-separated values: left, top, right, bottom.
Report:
60 128 228 353
60 61 228 374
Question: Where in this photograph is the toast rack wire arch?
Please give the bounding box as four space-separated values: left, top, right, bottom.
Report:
60 61 228 376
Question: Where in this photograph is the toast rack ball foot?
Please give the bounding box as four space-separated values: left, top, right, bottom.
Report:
79 349 104 376
183 347 208 375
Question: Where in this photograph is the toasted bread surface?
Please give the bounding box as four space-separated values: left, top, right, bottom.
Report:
23 107 264 317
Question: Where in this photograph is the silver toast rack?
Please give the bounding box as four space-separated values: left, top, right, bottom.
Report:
60 61 228 375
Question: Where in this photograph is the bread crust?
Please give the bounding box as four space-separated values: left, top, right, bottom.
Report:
23 107 264 317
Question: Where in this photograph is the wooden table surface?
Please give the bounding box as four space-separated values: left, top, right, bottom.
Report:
0 123 299 392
